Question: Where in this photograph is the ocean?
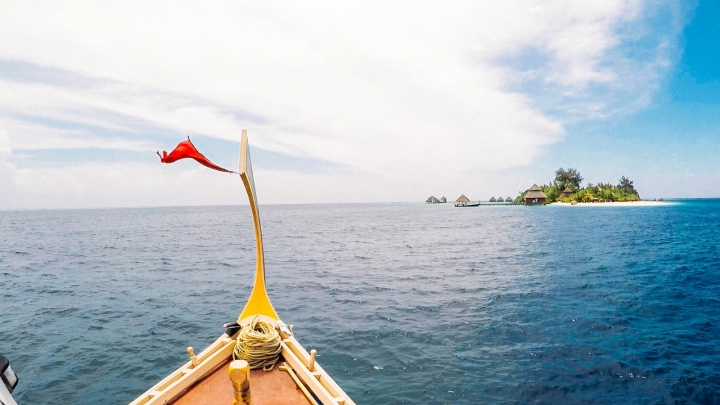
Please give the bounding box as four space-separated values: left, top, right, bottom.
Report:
1 201 719 404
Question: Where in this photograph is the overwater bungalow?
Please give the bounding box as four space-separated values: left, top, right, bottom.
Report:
455 194 481 207
439 197 447 203
489 197 496 202
524 184 547 205
426 196 440 204
497 196 503 202
505 197 513 202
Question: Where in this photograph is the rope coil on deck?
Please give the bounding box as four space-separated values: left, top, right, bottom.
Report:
233 316 282 371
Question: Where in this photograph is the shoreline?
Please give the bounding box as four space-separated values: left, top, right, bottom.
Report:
549 201 676 207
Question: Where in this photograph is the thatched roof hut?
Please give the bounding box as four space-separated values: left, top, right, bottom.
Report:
456 194 470 204
489 197 496 202
524 184 547 205
426 196 439 204
505 197 513 202
439 196 447 203
559 187 573 199
497 196 503 202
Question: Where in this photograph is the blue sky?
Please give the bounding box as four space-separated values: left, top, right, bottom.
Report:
0 1 718 209
493 0 720 198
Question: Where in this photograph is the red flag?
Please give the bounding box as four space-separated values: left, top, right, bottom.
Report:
157 138 234 173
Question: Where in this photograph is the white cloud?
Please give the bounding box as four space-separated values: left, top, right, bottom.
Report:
0 116 155 151
0 159 427 209
0 1 684 208
0 130 10 157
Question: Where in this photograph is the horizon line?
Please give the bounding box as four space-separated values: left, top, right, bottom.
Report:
1 198 719 213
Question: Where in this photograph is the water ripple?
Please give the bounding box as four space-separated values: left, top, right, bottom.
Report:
1 201 719 404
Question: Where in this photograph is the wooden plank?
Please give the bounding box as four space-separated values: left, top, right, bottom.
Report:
280 336 356 405
128 335 234 405
283 336 356 405
281 342 338 405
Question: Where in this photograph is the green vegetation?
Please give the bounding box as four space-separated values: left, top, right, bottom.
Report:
553 168 583 191
515 168 641 203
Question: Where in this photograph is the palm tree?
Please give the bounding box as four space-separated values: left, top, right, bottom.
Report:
618 176 637 195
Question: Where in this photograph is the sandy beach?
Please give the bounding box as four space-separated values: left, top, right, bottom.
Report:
550 201 675 207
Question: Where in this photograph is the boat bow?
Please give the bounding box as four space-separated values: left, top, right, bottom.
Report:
237 130 278 322
129 130 356 405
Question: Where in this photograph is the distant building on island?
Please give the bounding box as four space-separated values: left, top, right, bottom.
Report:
456 194 470 204
426 196 448 204
524 184 547 205
559 187 574 200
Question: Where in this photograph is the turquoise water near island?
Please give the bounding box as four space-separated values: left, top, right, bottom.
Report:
1 200 719 404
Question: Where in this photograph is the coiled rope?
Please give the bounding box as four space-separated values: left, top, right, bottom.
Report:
233 316 282 371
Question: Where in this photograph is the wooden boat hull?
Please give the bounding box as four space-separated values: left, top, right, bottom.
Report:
129 322 355 405
454 201 481 207
173 358 308 405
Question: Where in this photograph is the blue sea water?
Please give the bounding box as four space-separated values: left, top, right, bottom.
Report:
1 200 719 404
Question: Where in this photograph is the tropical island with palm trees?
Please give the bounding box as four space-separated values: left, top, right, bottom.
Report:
515 168 643 204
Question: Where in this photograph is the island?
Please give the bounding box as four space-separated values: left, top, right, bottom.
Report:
514 168 641 204
427 168 646 206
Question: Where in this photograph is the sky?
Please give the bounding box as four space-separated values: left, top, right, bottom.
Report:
0 0 718 209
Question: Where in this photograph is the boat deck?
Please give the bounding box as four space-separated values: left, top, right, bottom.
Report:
172 357 312 405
